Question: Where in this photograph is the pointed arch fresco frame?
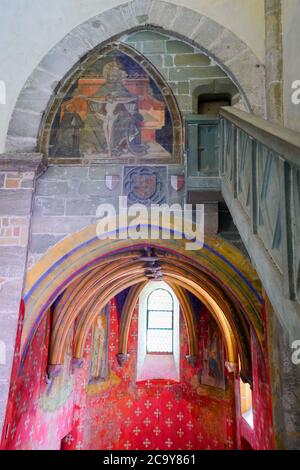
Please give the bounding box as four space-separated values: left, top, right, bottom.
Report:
39 41 183 164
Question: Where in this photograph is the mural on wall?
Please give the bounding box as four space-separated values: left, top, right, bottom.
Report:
1 309 75 450
89 306 109 384
48 47 177 163
199 313 225 390
43 329 74 412
79 300 236 450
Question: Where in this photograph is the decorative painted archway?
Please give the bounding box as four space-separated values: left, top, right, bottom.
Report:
6 0 265 153
20 217 264 384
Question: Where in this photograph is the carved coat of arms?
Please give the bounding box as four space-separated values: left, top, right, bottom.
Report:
123 166 167 205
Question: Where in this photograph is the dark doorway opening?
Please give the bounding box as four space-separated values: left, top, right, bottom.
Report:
198 94 231 115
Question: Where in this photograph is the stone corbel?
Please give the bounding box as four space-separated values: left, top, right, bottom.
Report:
116 353 129 367
225 361 239 375
72 357 84 372
46 364 64 383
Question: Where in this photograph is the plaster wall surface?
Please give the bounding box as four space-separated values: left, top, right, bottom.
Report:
0 0 265 153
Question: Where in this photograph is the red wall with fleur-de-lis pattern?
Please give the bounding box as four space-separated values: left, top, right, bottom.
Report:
1 297 273 450
75 300 236 451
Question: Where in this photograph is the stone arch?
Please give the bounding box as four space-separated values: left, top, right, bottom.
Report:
20 217 264 384
5 0 265 153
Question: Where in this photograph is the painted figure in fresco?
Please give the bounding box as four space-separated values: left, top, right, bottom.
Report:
103 96 120 157
47 51 173 161
50 52 172 160
80 60 137 156
208 329 222 382
89 312 108 383
127 102 148 156
52 101 83 157
199 315 225 389
44 331 73 409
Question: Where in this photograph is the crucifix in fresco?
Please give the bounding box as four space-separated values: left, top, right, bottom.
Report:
49 53 172 162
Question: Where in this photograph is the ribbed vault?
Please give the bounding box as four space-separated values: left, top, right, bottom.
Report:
49 247 250 378
20 221 264 385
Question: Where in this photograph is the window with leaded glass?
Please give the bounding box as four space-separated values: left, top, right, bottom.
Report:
146 288 174 353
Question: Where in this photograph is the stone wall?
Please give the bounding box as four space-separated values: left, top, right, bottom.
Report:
27 163 185 268
264 0 283 125
0 154 46 437
266 294 300 450
122 30 239 114
0 173 34 245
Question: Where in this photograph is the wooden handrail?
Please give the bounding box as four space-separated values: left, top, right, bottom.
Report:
220 106 300 167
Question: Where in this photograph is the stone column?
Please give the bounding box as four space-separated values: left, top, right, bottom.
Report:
265 0 284 124
0 153 47 436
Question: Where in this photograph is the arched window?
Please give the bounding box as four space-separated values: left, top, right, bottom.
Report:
240 379 253 428
137 281 180 381
146 288 174 353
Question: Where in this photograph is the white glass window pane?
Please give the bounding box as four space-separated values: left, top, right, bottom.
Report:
148 310 173 329
148 289 173 311
147 329 173 352
243 408 254 429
